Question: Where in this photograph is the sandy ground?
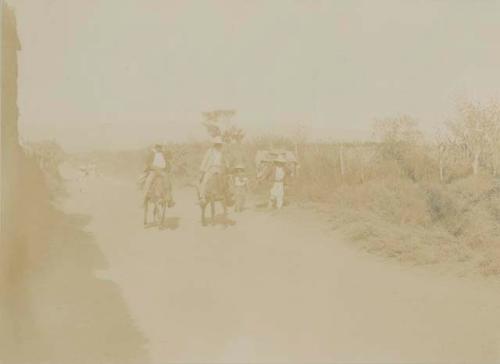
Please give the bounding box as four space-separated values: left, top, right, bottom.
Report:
59 171 500 364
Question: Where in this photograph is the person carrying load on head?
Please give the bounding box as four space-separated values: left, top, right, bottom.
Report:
232 163 248 212
259 155 290 209
140 144 175 207
198 136 228 203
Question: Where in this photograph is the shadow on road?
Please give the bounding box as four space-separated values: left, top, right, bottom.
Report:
160 216 181 230
210 214 236 227
144 217 180 230
1 209 150 364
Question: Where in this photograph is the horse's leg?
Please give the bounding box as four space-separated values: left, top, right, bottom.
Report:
234 193 240 212
210 200 215 225
153 201 160 224
144 200 148 226
201 203 207 226
160 201 166 228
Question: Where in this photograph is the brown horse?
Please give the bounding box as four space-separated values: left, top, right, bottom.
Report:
144 172 171 228
199 172 234 226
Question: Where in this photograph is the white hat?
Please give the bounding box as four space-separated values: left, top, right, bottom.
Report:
212 136 224 145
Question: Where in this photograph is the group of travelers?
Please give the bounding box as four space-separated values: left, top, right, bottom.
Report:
140 136 294 223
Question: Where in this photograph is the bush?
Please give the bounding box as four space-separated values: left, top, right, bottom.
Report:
70 135 500 276
321 174 500 275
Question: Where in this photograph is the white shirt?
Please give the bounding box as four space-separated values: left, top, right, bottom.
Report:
200 148 224 173
274 166 285 182
152 151 166 169
212 150 222 166
234 176 248 187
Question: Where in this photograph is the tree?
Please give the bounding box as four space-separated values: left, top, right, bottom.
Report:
350 142 377 183
372 115 423 180
290 122 309 173
446 100 500 176
201 109 245 144
435 128 456 183
373 115 423 147
484 105 500 176
28 140 65 174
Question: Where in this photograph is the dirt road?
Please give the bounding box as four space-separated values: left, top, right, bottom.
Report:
63 173 500 363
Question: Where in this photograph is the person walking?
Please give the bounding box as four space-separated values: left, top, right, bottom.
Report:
259 156 290 209
233 163 248 212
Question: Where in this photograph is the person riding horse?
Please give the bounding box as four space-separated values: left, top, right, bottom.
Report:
143 144 175 203
142 144 175 226
198 136 233 225
198 136 229 204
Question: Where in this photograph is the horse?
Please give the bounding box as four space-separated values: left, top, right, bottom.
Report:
144 172 171 228
198 171 234 226
77 165 90 192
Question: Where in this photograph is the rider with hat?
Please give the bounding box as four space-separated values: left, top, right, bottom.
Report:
142 143 175 207
198 136 228 203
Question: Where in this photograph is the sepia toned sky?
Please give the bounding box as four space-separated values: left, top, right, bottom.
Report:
9 0 500 151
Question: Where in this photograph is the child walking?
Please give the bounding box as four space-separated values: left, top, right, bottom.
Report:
233 164 248 212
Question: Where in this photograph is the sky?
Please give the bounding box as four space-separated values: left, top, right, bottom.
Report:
8 0 500 151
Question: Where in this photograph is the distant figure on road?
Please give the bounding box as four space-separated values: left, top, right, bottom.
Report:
259 156 291 209
88 163 96 177
79 165 90 178
198 136 228 204
78 164 90 192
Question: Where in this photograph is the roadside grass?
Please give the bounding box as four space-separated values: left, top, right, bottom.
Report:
77 140 500 276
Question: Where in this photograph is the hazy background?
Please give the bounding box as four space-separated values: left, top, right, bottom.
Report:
10 0 500 152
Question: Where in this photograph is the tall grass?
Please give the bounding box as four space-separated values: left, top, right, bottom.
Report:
68 109 500 276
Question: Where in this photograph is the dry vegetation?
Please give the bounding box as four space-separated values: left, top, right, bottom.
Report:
76 101 500 276
297 104 500 276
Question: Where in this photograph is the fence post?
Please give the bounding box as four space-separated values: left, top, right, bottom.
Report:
339 143 345 182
